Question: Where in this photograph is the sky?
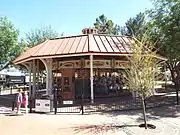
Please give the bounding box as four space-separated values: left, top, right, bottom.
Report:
0 0 153 38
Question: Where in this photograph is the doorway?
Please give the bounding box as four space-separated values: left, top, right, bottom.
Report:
60 69 75 99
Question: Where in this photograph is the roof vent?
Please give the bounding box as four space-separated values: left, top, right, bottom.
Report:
82 27 98 34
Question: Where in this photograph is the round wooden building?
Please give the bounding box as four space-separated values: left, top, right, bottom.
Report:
13 28 164 102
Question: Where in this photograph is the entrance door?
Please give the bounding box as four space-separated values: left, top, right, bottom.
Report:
60 69 75 99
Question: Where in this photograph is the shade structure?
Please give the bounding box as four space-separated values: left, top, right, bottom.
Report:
12 31 167 105
14 34 134 64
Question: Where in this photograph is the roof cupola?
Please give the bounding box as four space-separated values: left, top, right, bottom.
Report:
82 27 98 34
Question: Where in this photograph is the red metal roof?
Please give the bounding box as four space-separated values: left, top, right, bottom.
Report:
14 34 133 64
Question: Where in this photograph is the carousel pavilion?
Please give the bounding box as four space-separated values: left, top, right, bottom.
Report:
13 28 165 102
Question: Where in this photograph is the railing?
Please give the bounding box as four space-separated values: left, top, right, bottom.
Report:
55 94 177 114
0 87 17 95
0 88 178 115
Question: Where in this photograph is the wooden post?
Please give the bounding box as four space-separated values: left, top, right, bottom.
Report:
90 55 94 103
41 58 52 95
10 84 12 95
36 59 39 92
29 64 32 97
47 59 52 95
32 59 36 98
29 67 32 113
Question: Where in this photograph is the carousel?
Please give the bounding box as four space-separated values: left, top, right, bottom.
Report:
13 27 164 103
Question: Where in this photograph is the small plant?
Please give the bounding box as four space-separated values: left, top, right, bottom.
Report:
123 35 165 129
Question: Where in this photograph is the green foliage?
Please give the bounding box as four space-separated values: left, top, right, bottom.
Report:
25 25 62 47
149 0 180 60
94 14 120 35
122 34 164 129
147 0 180 84
120 12 147 40
0 17 24 71
123 36 161 98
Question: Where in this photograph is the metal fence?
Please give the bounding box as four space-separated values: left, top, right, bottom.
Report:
0 88 178 115
0 86 28 95
0 87 15 95
55 94 177 114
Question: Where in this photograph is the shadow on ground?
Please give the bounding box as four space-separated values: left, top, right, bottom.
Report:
72 123 139 134
101 104 180 128
146 105 180 118
4 113 24 116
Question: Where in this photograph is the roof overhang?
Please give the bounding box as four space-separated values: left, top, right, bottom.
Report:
13 34 167 65
14 52 133 64
14 51 167 65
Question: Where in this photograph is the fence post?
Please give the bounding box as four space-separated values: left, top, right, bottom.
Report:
81 93 84 115
10 85 12 95
29 98 32 113
12 94 16 111
54 88 58 114
12 100 15 111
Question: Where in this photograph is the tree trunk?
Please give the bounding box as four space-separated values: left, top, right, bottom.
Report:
142 97 147 129
175 68 180 105
170 69 179 105
176 87 179 105
174 81 179 105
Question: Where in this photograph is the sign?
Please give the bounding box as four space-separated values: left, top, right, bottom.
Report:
52 60 80 69
7 75 25 84
35 99 52 113
85 60 111 68
52 60 129 69
114 61 129 68
63 100 73 104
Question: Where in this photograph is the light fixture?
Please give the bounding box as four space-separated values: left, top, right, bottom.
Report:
75 72 78 78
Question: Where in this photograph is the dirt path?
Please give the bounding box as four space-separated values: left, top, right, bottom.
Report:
1 105 180 135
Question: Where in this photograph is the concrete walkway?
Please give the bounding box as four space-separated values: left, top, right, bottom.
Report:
1 105 180 135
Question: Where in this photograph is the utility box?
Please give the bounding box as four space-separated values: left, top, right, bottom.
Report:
35 98 53 113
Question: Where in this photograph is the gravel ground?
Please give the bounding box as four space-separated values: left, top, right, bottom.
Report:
1 105 180 135
0 113 127 135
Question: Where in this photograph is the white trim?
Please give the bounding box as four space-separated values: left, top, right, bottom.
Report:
36 60 39 91
40 59 48 71
40 58 52 95
21 62 32 96
14 53 132 64
90 54 94 103
32 59 36 98
14 52 167 65
29 67 32 97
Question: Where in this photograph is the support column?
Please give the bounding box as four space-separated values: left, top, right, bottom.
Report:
90 55 94 103
40 58 52 95
21 62 32 97
29 64 32 97
32 59 36 98
46 70 49 94
48 60 52 95
36 60 39 91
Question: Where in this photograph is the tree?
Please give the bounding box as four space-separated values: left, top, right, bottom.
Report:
25 25 62 47
147 0 180 104
123 36 162 129
94 14 120 35
120 12 147 40
0 17 24 71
